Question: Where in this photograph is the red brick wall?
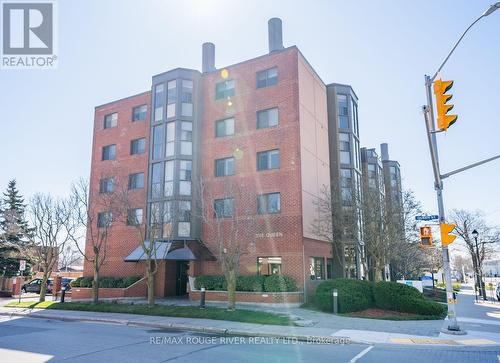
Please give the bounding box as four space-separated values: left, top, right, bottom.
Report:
84 92 151 279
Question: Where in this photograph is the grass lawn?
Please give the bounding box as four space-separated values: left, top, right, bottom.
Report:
4 301 293 326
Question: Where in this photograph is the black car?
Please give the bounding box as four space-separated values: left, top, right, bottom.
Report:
496 282 500 301
21 278 53 294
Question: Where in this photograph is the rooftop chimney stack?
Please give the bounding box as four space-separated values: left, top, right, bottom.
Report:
202 42 215 73
268 18 284 53
381 143 390 161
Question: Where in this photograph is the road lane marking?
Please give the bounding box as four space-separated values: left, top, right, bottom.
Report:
348 345 373 363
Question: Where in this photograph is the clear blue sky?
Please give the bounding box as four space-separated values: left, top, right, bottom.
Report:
0 0 499 224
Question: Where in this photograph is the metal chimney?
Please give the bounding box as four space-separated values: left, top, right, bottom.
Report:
202 42 215 73
380 143 390 161
268 18 284 53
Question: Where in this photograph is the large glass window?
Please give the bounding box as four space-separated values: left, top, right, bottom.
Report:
153 124 164 160
127 208 143 226
102 145 116 161
256 67 278 88
164 160 174 197
181 80 193 117
166 122 175 157
326 258 334 279
180 122 192 155
151 162 163 198
338 94 349 129
178 201 191 237
99 178 114 194
154 84 164 122
167 80 176 118
215 79 235 100
257 257 282 275
215 157 235 177
97 212 112 228
258 193 280 214
214 198 234 218
339 133 350 164
130 138 146 155
132 105 147 121
257 149 280 171
179 160 192 196
215 117 235 137
257 107 278 129
104 113 117 129
128 172 144 190
341 168 352 206
310 257 324 280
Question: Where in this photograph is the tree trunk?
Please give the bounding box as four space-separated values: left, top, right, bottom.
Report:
226 269 236 311
39 270 49 303
92 258 100 305
147 259 155 307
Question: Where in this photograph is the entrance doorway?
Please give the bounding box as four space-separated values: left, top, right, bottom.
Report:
175 261 189 296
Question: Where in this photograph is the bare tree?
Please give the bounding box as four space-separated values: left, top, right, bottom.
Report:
29 193 75 302
449 209 499 298
68 177 121 304
452 255 473 282
58 243 83 271
199 177 255 311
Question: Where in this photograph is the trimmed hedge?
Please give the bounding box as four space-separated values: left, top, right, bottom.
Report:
70 276 141 289
374 282 447 317
423 287 446 303
194 274 297 292
315 279 374 313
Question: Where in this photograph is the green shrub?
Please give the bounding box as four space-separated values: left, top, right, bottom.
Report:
71 276 140 289
315 279 374 313
70 277 82 288
119 276 141 288
79 277 93 288
263 275 297 292
195 275 227 290
237 275 265 292
374 281 446 317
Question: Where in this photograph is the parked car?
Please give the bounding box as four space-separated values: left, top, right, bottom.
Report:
21 278 53 294
61 278 73 291
496 282 500 301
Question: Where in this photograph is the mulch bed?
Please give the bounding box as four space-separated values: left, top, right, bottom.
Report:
347 308 418 318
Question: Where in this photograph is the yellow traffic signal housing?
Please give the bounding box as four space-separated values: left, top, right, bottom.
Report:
420 226 433 247
433 79 458 131
440 223 457 246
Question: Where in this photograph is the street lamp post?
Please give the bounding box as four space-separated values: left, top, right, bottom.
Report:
422 2 500 334
472 229 487 300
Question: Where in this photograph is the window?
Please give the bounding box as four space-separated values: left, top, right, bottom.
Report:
127 208 143 226
326 258 333 279
152 124 164 160
102 144 116 161
132 105 147 121
162 201 173 237
214 198 234 218
180 121 192 155
151 162 163 198
257 107 278 129
258 192 280 214
256 67 278 88
178 201 191 237
130 138 146 155
257 257 282 275
352 102 359 136
215 117 234 137
154 84 164 122
164 160 174 197
97 212 112 228
257 149 280 171
166 122 175 157
338 94 349 129
341 168 352 206
104 113 117 129
215 79 235 100
339 133 350 164
179 160 192 196
167 80 176 118
128 172 144 189
310 257 324 280
99 178 114 194
215 157 234 177
181 80 193 117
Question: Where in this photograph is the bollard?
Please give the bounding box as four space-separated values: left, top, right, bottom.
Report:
61 286 66 303
200 287 206 309
332 289 338 315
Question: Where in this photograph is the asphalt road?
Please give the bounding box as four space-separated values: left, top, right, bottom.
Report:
0 315 499 363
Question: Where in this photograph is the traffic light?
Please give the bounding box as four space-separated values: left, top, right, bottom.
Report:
433 79 457 131
440 223 457 246
420 226 433 247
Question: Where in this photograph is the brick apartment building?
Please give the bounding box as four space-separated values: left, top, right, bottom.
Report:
85 18 367 300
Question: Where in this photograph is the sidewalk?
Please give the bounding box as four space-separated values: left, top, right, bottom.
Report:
1 301 498 347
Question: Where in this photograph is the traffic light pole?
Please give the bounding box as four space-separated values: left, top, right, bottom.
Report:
423 75 462 333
